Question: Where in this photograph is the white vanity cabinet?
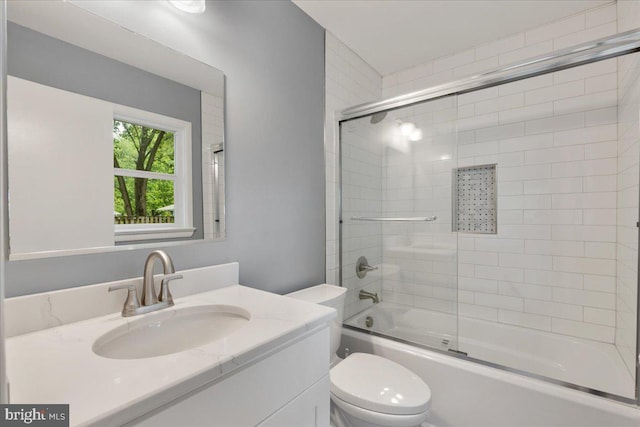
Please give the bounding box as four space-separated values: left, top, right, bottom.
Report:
130 328 330 427
5 265 335 427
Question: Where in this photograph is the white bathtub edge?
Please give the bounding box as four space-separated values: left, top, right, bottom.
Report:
342 328 640 419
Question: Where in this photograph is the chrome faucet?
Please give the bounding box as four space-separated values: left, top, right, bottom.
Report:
109 250 183 317
142 250 180 306
359 289 380 304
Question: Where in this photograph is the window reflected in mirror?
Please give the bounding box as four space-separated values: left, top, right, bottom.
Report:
6 1 225 260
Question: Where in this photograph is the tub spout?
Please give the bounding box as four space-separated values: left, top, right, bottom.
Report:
359 289 380 304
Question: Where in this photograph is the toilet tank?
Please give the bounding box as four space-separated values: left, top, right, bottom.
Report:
287 284 346 359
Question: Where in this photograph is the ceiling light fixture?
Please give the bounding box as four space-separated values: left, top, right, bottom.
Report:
169 0 206 14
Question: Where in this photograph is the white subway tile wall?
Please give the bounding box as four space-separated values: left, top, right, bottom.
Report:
325 32 382 317
453 56 620 343
379 96 458 329
326 2 637 375
341 117 385 318
379 1 634 346
616 0 640 377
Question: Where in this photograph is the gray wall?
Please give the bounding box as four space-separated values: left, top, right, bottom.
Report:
7 22 204 240
5 1 326 297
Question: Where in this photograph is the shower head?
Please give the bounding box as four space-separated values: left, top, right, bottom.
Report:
370 111 387 124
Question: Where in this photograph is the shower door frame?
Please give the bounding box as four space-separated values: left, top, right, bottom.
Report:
338 28 640 405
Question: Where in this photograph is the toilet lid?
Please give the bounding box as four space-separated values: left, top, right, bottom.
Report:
330 353 431 416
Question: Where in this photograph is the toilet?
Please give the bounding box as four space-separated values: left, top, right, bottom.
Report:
287 284 432 427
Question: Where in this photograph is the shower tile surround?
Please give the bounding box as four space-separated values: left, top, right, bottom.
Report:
382 2 625 345
377 96 459 322
616 0 640 378
325 33 383 317
450 55 621 345
327 0 639 379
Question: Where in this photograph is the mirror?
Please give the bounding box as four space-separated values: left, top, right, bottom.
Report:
6 1 225 260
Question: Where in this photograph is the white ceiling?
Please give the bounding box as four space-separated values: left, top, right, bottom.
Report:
292 0 612 75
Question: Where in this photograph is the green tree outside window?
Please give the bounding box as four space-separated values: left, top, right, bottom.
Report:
113 120 176 223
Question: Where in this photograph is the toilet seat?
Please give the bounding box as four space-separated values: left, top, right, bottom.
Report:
330 353 431 416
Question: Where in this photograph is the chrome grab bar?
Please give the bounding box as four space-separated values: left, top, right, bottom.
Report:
351 216 437 222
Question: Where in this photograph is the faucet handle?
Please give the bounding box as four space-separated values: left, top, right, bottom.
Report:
109 284 141 317
159 273 183 306
356 256 378 278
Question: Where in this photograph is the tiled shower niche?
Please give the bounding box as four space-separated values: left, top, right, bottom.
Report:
454 164 497 234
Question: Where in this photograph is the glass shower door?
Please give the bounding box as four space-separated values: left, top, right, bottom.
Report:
339 32 640 404
341 95 459 353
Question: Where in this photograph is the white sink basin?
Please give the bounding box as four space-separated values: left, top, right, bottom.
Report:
93 305 251 359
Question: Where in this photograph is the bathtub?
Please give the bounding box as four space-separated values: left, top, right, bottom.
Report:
341 327 640 427
344 302 635 400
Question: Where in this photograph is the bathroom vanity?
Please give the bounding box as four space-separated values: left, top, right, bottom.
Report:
4 263 334 426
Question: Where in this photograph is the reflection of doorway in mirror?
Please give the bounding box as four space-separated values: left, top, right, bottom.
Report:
7 76 115 255
202 92 225 240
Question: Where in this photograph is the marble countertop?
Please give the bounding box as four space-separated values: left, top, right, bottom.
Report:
6 284 335 426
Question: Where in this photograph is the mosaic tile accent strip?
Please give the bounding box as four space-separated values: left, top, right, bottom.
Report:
455 164 497 234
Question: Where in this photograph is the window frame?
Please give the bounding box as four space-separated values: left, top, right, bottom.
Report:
113 104 194 242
